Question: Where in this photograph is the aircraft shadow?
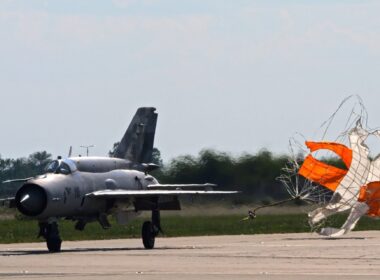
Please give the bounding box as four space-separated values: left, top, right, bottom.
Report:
283 236 367 241
0 246 201 256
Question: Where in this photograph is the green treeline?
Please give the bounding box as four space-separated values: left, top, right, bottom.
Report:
152 149 290 204
0 151 52 197
0 149 292 203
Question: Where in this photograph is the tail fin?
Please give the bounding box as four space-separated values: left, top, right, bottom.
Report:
113 107 158 163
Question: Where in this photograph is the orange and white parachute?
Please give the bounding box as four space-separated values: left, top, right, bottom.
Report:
281 96 380 237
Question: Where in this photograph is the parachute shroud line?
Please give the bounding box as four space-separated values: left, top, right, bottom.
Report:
246 96 380 237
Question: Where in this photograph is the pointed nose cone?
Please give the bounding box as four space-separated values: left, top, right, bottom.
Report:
16 184 47 216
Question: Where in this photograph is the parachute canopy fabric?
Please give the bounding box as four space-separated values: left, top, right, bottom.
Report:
305 141 353 168
280 95 380 237
358 181 380 217
298 141 352 191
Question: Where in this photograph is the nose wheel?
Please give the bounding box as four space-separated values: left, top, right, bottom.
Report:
39 222 62 252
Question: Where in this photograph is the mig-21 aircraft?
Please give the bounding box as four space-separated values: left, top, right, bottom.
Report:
1 107 237 252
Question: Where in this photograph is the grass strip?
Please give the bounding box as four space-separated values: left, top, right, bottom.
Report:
0 214 379 244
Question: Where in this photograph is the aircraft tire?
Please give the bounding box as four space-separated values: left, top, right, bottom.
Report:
142 221 155 249
45 223 62 253
47 236 62 253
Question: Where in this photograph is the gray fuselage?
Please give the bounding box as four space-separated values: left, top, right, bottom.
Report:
15 158 158 220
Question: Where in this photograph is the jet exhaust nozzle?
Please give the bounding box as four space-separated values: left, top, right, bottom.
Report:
15 184 47 216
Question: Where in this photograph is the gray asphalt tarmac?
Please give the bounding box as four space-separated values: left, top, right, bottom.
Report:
0 231 379 279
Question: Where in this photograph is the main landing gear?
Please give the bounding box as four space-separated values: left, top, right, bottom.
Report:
142 210 162 249
39 221 62 253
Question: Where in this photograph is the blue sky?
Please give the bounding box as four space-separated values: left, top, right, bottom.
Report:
1 1 380 160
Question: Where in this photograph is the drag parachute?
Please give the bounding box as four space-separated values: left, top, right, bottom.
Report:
290 96 380 236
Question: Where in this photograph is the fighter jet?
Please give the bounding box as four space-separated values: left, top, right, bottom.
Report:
1 107 237 252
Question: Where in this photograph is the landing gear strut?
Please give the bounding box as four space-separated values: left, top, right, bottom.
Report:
142 210 162 249
39 222 62 252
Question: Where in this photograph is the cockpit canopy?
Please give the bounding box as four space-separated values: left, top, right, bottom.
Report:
45 159 77 175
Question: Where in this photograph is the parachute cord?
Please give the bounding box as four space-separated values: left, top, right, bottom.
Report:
242 196 301 221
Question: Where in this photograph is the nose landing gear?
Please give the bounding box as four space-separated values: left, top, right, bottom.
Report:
39 221 62 252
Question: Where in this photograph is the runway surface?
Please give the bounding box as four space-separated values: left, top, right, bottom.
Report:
0 231 379 279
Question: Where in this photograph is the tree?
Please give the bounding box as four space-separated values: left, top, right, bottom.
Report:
151 148 163 166
108 142 120 157
28 151 52 174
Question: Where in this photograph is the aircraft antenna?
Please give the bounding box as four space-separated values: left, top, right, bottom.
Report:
80 145 95 156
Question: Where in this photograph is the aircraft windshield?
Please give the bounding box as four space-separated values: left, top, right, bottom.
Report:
57 162 71 175
45 160 71 175
46 160 59 173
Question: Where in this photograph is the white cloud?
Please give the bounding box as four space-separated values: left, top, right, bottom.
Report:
1 1 379 58
0 10 215 52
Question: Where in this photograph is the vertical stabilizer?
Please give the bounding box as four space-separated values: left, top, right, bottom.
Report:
114 107 157 163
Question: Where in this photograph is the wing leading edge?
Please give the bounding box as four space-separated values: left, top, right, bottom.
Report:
147 183 217 189
86 189 238 199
